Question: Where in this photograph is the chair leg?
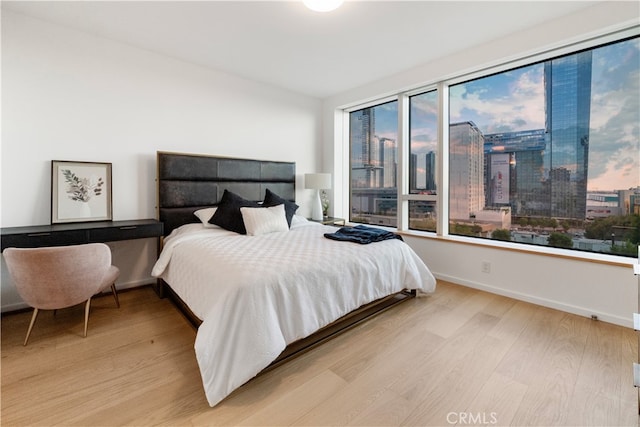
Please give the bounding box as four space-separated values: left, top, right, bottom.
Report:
24 308 39 346
111 283 120 308
83 298 91 338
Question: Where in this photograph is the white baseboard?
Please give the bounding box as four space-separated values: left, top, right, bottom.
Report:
434 272 633 329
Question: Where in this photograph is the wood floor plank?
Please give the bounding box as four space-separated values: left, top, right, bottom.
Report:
463 372 528 426
619 324 639 424
345 388 414 427
576 320 627 399
487 299 538 343
328 301 444 383
292 317 445 425
399 319 512 425
565 385 621 427
421 289 498 338
493 304 567 383
510 313 591 426
238 370 347 426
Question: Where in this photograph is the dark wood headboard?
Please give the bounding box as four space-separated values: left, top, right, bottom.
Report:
156 151 296 236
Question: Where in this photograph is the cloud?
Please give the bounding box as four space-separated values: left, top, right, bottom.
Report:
411 139 437 153
410 127 437 153
450 65 545 134
587 40 639 190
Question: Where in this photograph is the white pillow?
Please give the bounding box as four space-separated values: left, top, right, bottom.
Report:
291 214 309 227
240 204 289 236
193 207 220 228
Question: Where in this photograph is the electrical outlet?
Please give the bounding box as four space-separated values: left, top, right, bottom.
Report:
481 261 491 273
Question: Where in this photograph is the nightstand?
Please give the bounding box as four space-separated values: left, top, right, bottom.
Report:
311 216 346 226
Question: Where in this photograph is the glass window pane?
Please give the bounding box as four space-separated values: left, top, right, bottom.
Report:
409 90 438 232
409 200 437 232
349 101 398 227
409 91 438 194
449 36 639 257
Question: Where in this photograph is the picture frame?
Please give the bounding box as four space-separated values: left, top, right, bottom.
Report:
51 160 112 224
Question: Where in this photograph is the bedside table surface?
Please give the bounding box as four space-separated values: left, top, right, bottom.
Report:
311 217 346 226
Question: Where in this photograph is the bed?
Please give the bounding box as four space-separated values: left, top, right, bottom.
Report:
152 151 437 407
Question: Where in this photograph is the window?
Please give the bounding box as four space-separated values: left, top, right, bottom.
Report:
349 100 398 226
348 34 639 258
449 37 639 256
409 90 438 232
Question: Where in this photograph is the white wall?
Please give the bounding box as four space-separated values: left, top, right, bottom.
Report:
323 2 639 327
1 10 322 311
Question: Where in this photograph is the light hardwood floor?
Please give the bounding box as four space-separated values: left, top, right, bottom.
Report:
1 281 638 426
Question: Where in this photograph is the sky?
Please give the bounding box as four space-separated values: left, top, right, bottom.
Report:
366 36 639 193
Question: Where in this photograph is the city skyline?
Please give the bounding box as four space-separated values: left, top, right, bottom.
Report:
370 37 639 193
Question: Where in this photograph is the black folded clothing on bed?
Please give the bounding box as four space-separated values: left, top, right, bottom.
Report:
324 224 403 244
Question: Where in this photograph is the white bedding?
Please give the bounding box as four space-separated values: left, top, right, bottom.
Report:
151 218 436 407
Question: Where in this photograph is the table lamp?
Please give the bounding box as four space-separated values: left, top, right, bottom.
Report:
304 173 331 221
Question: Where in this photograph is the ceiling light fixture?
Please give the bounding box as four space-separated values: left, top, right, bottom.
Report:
303 0 344 13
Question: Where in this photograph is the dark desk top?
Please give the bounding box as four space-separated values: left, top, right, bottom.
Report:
1 219 161 236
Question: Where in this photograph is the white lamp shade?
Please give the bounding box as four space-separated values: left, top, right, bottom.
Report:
304 173 331 190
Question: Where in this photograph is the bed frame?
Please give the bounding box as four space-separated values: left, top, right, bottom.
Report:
156 151 416 368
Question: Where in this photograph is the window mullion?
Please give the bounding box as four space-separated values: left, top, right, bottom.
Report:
437 82 449 237
397 94 409 231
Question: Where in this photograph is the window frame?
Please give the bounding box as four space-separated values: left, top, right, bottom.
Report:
404 88 440 231
342 25 639 264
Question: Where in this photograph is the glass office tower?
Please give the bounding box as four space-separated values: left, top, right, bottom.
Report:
425 151 437 192
449 121 485 221
350 108 378 189
544 51 593 220
484 129 546 215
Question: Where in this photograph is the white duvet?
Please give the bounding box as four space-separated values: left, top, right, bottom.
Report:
151 218 436 407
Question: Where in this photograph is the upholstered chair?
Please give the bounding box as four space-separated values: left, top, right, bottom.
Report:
3 243 120 345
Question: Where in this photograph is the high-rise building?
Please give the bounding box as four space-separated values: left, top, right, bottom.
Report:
484 129 546 215
380 137 397 188
425 151 437 192
544 51 592 219
409 153 418 192
350 108 384 189
482 51 593 220
449 121 485 220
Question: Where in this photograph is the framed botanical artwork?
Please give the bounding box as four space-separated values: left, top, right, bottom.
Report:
51 160 112 224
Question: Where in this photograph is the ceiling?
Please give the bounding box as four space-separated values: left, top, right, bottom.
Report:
3 1 602 99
